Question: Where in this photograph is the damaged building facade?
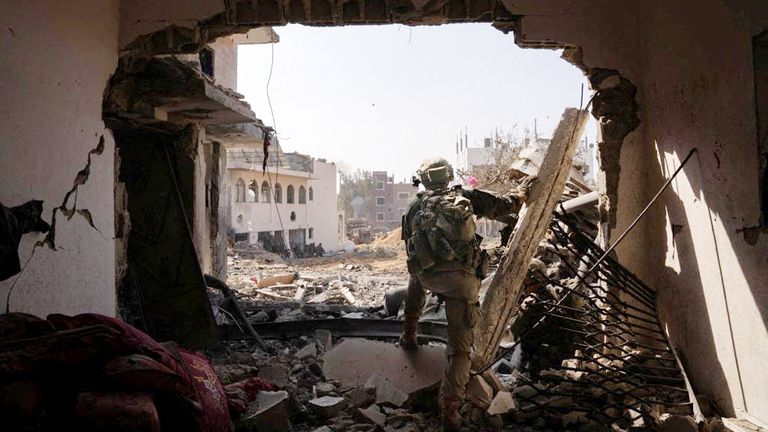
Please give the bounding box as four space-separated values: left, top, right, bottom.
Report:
1 0 768 428
228 146 341 253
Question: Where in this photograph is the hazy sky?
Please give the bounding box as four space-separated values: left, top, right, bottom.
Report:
237 23 594 182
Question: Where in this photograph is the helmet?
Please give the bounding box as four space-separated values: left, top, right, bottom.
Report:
417 157 454 190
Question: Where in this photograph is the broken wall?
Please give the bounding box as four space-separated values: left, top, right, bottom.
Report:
635 0 768 422
0 0 119 316
308 160 341 251
515 0 768 421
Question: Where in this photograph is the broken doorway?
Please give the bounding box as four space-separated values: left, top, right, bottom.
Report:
114 125 217 349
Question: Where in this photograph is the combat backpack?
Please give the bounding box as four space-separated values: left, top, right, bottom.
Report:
406 187 480 273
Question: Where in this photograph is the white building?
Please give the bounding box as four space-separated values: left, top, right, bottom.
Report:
227 147 341 252
456 136 495 175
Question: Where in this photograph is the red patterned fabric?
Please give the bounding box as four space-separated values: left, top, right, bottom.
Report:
47 313 194 394
180 349 232 432
74 391 160 432
0 312 277 431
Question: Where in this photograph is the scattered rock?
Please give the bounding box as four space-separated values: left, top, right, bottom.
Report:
315 382 336 396
466 375 494 408
356 404 387 426
295 343 318 360
258 364 291 388
365 373 408 408
240 390 291 432
315 329 333 351
660 414 698 432
308 396 347 418
343 386 376 408
487 391 517 415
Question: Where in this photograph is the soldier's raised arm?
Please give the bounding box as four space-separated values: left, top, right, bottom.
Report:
461 175 536 221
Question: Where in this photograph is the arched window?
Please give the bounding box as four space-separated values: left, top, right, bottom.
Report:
247 180 258 202
261 181 270 203
235 178 245 202
274 183 282 203
286 185 295 204
309 187 314 201
298 186 307 204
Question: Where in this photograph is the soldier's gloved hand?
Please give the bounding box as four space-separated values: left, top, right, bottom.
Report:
514 175 538 203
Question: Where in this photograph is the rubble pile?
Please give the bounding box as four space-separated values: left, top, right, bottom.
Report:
481 214 692 431
209 334 448 432
224 244 407 310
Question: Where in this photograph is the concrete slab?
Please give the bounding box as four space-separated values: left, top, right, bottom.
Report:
323 338 446 395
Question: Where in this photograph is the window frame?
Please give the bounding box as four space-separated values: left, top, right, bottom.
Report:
298 186 307 204
235 178 245 202
261 181 271 203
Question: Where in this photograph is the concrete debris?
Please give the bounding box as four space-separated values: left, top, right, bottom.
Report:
487 390 517 415
255 272 298 288
315 382 336 396
225 244 407 308
294 342 318 359
240 390 291 432
659 414 699 432
365 373 409 408
466 374 494 408
323 339 445 396
342 386 377 408
257 364 291 388
308 395 347 417
314 329 333 352
355 404 387 426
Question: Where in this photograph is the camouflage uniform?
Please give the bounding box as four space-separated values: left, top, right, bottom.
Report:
402 187 524 407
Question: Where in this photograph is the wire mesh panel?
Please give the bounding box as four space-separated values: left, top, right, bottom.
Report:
505 213 691 429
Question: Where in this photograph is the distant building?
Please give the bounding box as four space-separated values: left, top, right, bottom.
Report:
455 134 506 238
369 171 418 233
456 136 495 175
226 146 341 253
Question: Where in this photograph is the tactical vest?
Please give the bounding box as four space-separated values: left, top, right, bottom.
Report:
404 187 482 275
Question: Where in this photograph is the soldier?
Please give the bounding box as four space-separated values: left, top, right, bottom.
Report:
400 157 534 431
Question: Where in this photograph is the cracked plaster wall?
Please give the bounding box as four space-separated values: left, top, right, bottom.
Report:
515 0 768 421
0 0 119 316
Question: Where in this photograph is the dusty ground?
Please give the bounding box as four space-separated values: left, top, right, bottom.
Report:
226 230 408 310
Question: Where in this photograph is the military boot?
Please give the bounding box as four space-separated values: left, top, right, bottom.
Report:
439 396 463 431
398 317 419 349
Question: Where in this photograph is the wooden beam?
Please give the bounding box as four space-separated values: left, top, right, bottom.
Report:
473 108 589 366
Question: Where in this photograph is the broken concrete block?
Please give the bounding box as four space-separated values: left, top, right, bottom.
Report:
343 386 376 408
660 414 699 432
258 364 291 388
562 410 588 427
315 382 336 396
256 272 297 288
314 329 333 352
311 427 333 432
466 375 494 408
365 373 408 408
487 391 517 415
295 343 317 359
323 339 445 396
355 404 387 426
308 396 347 418
241 390 290 432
